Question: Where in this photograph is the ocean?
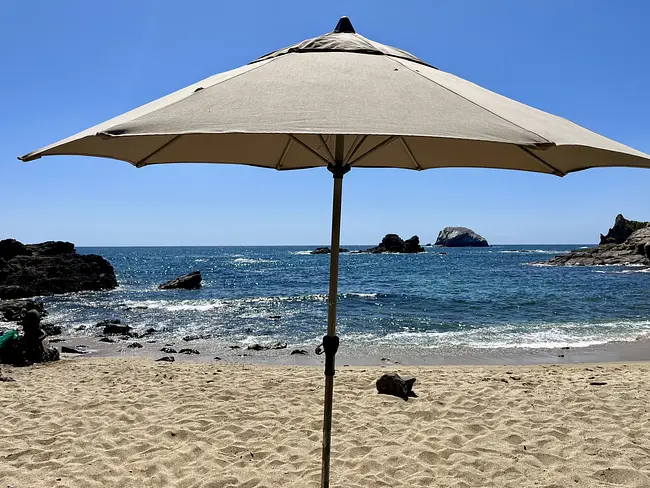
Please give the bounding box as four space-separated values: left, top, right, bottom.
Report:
41 245 650 357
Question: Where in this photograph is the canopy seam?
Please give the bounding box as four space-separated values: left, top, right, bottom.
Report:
388 57 553 146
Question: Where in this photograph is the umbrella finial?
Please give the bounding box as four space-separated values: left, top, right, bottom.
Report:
334 16 355 34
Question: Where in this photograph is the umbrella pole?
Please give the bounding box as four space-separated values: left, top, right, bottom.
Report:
320 136 349 488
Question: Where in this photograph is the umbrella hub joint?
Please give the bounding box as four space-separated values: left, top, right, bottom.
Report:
322 335 340 376
327 162 350 179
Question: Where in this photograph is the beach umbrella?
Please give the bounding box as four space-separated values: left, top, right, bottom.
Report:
20 16 650 488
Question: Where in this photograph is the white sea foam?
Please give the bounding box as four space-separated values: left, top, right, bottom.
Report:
344 293 379 298
290 250 313 255
232 257 277 264
346 319 650 350
499 249 569 254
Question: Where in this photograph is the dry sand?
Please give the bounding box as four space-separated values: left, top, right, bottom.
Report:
2 358 650 487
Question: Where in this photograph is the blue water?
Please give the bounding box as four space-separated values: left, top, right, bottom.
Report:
42 245 650 350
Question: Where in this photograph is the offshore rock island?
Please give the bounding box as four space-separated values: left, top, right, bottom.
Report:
435 227 489 247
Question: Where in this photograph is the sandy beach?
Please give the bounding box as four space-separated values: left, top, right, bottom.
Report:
2 358 650 487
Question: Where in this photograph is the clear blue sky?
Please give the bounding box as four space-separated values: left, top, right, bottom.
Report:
2 1 649 246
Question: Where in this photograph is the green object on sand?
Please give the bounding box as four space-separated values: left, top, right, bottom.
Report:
0 330 19 350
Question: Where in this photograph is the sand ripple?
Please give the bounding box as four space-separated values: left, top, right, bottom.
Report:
1 359 650 487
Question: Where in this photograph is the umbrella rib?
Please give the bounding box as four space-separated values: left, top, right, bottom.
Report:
319 135 335 162
345 135 368 163
275 137 293 170
349 136 399 166
399 137 422 170
388 57 553 145
288 135 332 164
134 135 182 168
517 146 566 176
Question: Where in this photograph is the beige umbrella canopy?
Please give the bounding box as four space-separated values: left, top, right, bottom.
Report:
20 16 650 488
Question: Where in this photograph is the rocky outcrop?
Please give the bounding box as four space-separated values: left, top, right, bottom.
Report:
0 239 118 299
599 214 649 244
0 300 46 322
362 234 424 253
310 247 349 254
159 271 202 290
545 219 650 267
435 227 488 247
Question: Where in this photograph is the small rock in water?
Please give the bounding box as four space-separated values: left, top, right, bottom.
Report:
247 344 265 351
160 347 177 353
290 349 308 355
557 354 565 358
229 345 240 350
61 346 86 354
376 372 417 401
99 337 115 343
156 356 175 362
49 338 66 343
127 342 143 349
139 327 157 337
95 319 121 328
159 271 202 290
268 315 281 319
590 381 608 386
560 346 570 350
179 348 200 355
214 356 222 361
75 325 87 331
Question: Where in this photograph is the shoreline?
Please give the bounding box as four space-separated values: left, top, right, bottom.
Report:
41 333 650 367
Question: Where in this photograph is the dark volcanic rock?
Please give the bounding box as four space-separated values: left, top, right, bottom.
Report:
95 319 121 328
155 356 175 362
290 349 308 355
0 239 30 260
179 348 200 355
247 342 287 351
0 299 46 322
545 220 650 267
363 234 425 254
127 342 143 349
41 324 62 336
310 247 350 255
160 347 177 353
435 227 488 247
103 323 132 335
99 337 115 343
0 239 118 299
61 346 86 354
599 214 649 244
376 372 418 401
159 271 202 290
403 236 424 253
